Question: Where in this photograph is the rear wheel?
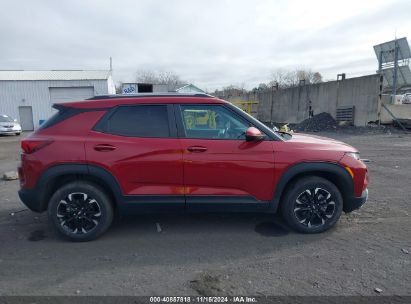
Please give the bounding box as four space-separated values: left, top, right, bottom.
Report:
48 181 114 241
281 176 343 233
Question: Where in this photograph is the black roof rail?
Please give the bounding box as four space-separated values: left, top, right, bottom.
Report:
87 93 214 100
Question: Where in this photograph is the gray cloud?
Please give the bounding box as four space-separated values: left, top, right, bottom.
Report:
0 0 410 90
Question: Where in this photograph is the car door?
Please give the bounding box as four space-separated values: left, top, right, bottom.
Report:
86 104 184 206
176 103 276 210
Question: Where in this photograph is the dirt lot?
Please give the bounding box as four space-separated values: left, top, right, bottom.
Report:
0 131 410 296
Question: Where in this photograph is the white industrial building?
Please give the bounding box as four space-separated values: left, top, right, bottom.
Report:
0 70 115 130
121 82 205 94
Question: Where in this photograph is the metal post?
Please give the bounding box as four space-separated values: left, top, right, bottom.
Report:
270 85 275 126
378 51 383 73
392 39 399 102
377 75 383 125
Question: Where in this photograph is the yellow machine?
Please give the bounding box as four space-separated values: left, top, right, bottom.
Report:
231 101 259 115
183 109 217 129
279 124 292 133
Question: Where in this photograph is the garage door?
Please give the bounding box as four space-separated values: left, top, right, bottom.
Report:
49 87 95 104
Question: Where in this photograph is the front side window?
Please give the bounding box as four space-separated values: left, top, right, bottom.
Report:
180 105 250 140
106 105 170 137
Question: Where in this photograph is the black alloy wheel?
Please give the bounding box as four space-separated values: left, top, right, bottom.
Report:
293 187 336 228
48 182 113 241
281 176 343 233
56 192 102 235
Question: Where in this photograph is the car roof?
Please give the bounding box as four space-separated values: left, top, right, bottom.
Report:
58 93 227 109
88 92 212 100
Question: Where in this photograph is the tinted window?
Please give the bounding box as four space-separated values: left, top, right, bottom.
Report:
39 106 82 129
106 105 170 137
180 105 250 140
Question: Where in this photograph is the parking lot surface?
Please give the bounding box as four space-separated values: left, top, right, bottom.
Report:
0 131 410 296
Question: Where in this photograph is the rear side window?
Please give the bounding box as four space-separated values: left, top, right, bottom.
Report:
104 105 170 137
39 106 78 129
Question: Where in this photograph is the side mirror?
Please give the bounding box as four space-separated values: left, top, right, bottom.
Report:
245 127 264 142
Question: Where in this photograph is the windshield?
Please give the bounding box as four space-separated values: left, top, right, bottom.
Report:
0 115 14 122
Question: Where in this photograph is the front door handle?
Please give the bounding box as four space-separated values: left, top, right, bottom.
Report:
94 144 116 152
187 146 208 153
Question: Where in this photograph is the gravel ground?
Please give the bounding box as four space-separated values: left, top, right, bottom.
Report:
0 131 410 296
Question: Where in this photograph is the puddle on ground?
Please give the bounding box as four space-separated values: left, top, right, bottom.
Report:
254 222 289 237
28 230 45 241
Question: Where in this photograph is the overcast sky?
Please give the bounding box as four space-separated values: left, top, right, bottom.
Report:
0 0 410 90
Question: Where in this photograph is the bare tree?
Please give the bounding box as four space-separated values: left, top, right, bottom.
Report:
157 71 182 88
251 83 270 92
268 69 323 88
268 69 292 88
214 84 247 97
135 70 157 84
214 68 323 96
312 72 323 83
135 70 184 90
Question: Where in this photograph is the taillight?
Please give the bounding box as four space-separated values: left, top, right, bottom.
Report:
21 138 53 154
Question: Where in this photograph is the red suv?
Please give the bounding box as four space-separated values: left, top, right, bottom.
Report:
18 93 368 241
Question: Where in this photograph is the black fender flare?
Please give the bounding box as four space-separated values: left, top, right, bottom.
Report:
34 164 123 211
271 161 354 211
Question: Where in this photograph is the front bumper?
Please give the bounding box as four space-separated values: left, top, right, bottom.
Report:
0 130 21 134
344 188 368 213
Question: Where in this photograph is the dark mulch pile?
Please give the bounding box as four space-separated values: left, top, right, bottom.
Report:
292 112 337 132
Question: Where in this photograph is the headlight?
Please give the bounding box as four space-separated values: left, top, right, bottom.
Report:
346 152 360 160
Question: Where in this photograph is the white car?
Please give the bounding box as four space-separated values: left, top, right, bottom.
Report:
0 114 22 135
401 93 411 104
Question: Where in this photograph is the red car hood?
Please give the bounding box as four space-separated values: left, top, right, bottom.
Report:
288 133 358 153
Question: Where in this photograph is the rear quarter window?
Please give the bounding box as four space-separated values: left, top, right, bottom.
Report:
101 105 170 138
39 107 78 129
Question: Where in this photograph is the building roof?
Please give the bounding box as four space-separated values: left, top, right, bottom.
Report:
0 70 111 81
175 83 205 93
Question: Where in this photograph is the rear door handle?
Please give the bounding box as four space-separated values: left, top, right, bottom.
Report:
187 146 208 153
94 144 116 152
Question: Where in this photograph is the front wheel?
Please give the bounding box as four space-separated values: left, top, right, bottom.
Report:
281 176 343 233
48 181 114 241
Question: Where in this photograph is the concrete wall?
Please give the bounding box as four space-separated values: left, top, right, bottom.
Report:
380 104 411 123
0 79 112 129
251 74 381 126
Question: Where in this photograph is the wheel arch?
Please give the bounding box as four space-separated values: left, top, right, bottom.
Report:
35 164 123 212
273 162 354 211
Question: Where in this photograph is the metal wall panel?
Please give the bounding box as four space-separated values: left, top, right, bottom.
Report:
49 87 94 103
0 79 111 129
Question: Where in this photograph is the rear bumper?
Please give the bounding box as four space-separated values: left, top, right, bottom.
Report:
18 188 44 212
344 188 368 213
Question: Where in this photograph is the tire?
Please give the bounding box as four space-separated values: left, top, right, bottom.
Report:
48 181 114 241
15 133 21 136
281 176 343 233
